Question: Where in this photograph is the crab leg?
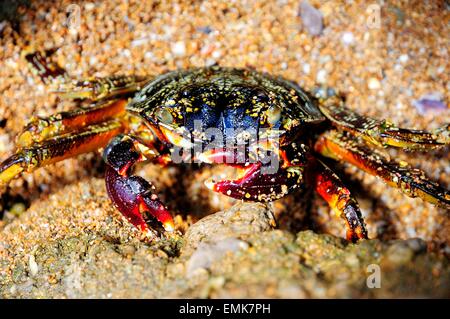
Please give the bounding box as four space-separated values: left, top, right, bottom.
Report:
52 75 149 101
0 120 123 186
23 47 67 83
319 101 449 150
103 134 174 234
309 159 368 242
17 99 128 148
24 48 149 101
315 130 450 209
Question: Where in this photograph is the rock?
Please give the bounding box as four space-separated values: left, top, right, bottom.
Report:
0 182 449 298
316 69 327 84
299 1 324 36
385 241 415 265
28 255 38 277
197 26 213 34
186 238 249 276
182 202 276 254
171 41 186 56
368 77 381 90
341 31 354 45
384 238 427 266
412 92 447 115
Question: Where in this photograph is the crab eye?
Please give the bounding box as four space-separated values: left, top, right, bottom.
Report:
156 108 174 124
266 105 281 125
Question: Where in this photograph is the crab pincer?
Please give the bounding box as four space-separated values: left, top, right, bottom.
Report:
201 148 305 202
103 135 174 235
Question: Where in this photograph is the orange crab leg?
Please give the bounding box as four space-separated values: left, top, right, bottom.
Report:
18 99 128 148
310 160 368 242
314 130 450 209
0 120 124 186
319 101 449 150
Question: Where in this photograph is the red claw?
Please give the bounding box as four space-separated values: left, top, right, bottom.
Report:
205 162 304 202
105 166 174 234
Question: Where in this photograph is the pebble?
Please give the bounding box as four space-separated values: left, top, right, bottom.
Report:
9 202 27 216
385 241 415 265
183 202 276 253
197 26 213 34
84 3 95 11
405 238 427 254
398 54 409 63
278 283 307 298
299 1 324 36
345 253 360 267
412 92 447 115
341 31 354 45
171 41 186 56
368 77 381 90
186 238 248 275
302 63 311 74
0 133 11 153
0 21 7 33
316 69 327 84
28 255 39 276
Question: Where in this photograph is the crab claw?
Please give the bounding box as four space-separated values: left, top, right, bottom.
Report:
205 162 304 202
105 165 174 234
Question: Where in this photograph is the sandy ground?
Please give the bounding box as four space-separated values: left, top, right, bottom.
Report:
0 0 449 298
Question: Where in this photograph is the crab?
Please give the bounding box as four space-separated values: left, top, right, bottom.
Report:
0 50 449 242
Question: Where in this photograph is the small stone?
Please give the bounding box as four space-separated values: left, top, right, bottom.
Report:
144 51 154 60
0 21 7 33
84 3 95 11
28 255 39 276
197 26 213 34
399 54 409 63
299 1 324 36
412 92 446 115
341 31 354 45
405 238 427 254
345 253 360 267
209 276 226 290
302 63 311 74
385 242 415 265
171 41 186 56
368 77 381 90
9 202 27 216
183 202 276 253
119 245 136 258
212 50 222 59
121 49 131 58
131 38 150 47
316 69 327 84
205 58 217 67
186 238 248 275
278 283 307 298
